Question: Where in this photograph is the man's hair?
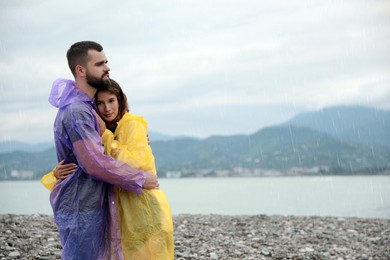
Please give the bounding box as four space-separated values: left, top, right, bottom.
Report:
66 41 103 77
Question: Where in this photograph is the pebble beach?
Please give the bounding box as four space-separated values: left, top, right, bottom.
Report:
0 214 389 259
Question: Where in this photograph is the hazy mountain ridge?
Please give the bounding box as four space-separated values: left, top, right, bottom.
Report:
284 105 390 146
0 140 54 154
152 125 389 176
1 105 389 180
0 131 183 154
0 148 57 180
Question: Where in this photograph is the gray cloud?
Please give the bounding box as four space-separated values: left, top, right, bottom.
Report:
1 0 389 143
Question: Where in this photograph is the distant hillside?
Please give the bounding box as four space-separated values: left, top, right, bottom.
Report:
0 140 54 154
151 125 390 176
0 147 56 180
1 105 389 180
284 105 390 146
0 131 187 154
148 131 195 142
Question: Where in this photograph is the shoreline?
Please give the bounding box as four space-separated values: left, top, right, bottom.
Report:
1 214 389 259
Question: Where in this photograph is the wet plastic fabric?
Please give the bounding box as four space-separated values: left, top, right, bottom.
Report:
40 167 57 190
42 112 174 259
48 78 146 260
102 113 174 260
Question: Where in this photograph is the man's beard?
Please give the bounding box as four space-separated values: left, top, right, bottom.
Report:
86 72 111 91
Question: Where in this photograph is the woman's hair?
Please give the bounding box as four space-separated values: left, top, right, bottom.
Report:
95 78 129 124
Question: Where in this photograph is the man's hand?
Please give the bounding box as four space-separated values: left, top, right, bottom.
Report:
142 170 159 189
54 160 77 179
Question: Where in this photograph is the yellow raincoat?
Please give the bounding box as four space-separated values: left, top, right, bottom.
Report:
41 113 174 259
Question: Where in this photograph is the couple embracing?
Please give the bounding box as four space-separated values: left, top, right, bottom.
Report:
41 41 174 259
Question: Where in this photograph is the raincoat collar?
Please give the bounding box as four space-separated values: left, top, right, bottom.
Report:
48 78 94 109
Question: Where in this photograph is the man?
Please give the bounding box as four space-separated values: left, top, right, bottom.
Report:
48 41 158 259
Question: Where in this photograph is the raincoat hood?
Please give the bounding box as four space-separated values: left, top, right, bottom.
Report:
48 78 93 109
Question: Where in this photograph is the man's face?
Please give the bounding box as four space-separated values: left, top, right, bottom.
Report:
85 50 111 90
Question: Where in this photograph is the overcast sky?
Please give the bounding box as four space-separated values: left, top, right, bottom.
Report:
1 0 389 143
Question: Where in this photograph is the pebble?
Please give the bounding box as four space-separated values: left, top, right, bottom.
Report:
8 251 20 257
0 214 389 259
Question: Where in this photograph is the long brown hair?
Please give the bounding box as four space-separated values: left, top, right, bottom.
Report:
95 78 129 125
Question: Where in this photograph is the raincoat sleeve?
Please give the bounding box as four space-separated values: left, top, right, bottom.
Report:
69 106 146 193
40 168 57 191
109 115 156 174
40 128 120 192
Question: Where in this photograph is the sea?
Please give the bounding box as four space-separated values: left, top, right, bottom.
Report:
0 176 389 219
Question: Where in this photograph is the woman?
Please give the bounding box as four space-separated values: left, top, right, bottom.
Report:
41 79 174 260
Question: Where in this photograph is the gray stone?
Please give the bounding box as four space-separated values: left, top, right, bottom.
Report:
1 214 390 259
8 251 20 257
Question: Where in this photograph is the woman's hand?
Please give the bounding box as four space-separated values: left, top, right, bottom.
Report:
54 160 77 179
93 110 106 136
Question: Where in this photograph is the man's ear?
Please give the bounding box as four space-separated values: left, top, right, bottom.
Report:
75 65 86 77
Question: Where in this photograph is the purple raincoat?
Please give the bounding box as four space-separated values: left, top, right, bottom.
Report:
48 79 145 259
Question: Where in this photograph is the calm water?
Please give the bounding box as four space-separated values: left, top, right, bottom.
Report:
0 176 389 219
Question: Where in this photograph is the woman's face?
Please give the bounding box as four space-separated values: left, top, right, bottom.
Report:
96 91 119 123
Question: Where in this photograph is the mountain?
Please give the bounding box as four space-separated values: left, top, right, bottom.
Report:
283 105 390 147
1 105 389 180
0 131 188 154
151 125 389 176
148 131 195 142
0 147 57 180
0 140 54 154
